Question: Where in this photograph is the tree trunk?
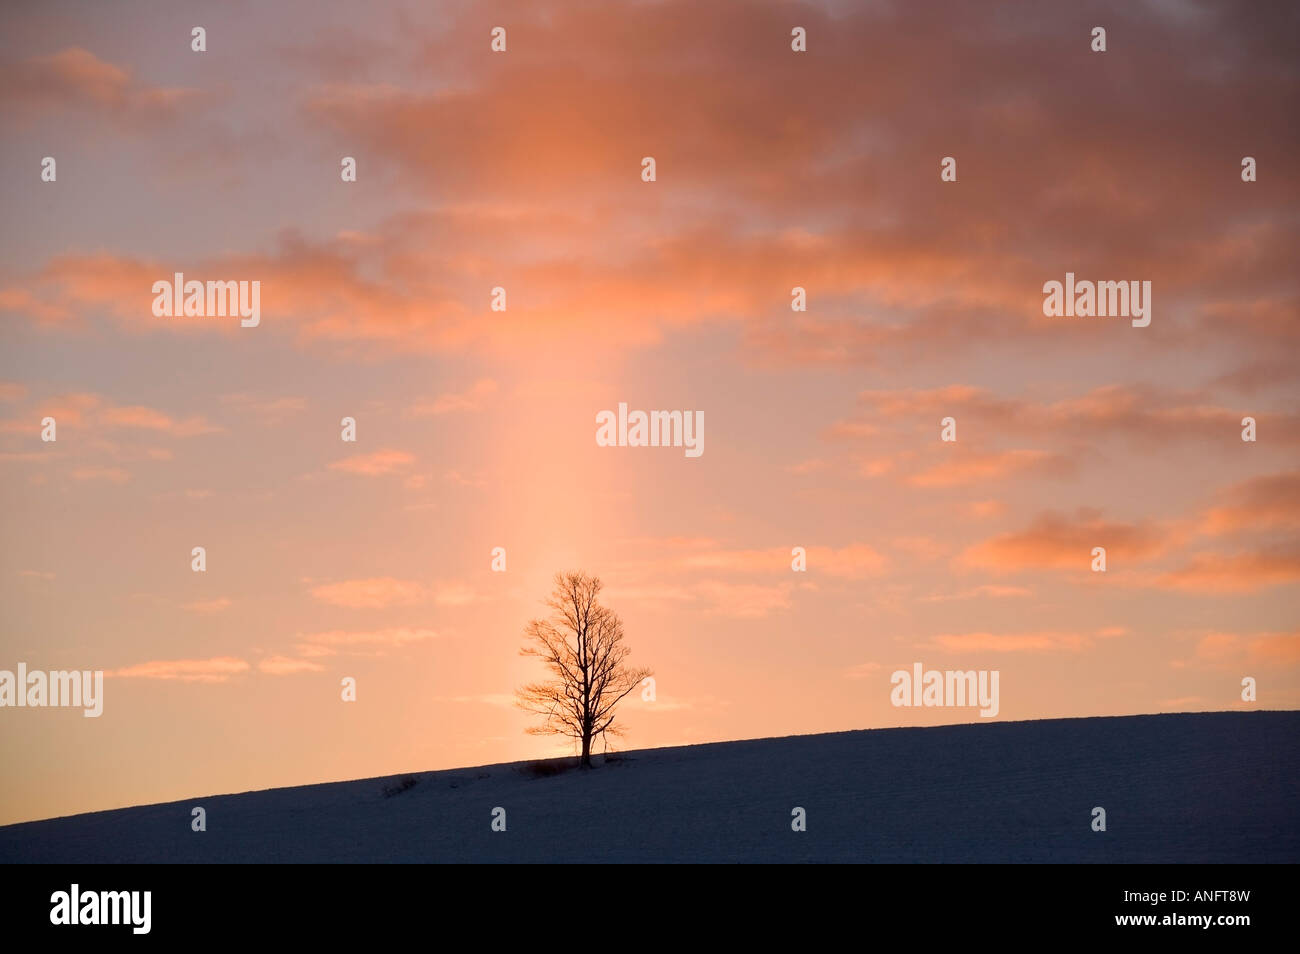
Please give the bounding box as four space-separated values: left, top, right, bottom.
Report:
581 733 592 768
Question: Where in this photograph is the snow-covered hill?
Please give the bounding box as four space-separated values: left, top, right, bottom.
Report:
2 710 1295 863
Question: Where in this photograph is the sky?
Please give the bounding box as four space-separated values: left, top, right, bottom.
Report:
0 0 1297 826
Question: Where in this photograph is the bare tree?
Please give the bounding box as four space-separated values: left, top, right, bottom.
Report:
516 571 651 768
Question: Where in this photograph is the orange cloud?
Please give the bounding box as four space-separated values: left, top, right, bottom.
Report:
295 628 444 655
433 583 477 606
908 448 1072 488
410 379 498 415
180 598 231 614
257 656 325 675
838 385 1300 450
219 393 309 425
0 0 1294 380
921 584 1032 602
1 391 218 441
309 578 426 608
682 543 886 578
844 662 883 679
70 466 129 483
961 510 1167 572
2 254 161 326
967 500 1006 519
786 458 829 474
1200 472 1300 535
328 450 415 476
109 657 250 682
929 631 1094 652
442 693 517 708
693 580 793 618
99 405 220 436
1192 631 1300 667
0 47 198 121
27 392 101 428
1250 633 1300 665
1158 548 1300 593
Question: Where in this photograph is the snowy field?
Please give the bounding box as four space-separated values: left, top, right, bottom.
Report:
2 710 1295 863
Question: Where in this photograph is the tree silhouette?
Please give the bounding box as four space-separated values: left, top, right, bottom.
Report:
516 571 651 768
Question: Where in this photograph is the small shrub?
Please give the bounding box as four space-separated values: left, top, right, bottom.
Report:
521 757 575 778
382 775 419 798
